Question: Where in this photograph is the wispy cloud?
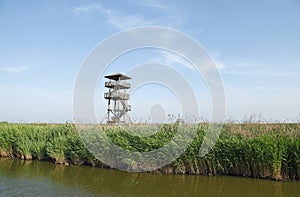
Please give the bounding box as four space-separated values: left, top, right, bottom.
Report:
150 51 194 70
105 10 152 30
136 0 186 29
150 50 225 72
214 61 225 70
223 69 300 78
233 63 258 68
136 0 168 10
72 4 153 30
0 65 28 73
72 2 187 30
72 4 103 14
210 49 225 70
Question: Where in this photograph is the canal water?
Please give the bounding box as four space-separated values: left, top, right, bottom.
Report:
0 158 299 196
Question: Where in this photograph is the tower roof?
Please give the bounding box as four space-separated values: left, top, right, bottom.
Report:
104 73 131 81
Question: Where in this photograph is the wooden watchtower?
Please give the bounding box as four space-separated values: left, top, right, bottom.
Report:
104 73 131 124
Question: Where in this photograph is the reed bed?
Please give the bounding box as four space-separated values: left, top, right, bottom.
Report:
0 122 299 180
0 123 94 165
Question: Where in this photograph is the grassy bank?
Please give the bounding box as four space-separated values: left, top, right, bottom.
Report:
0 122 299 180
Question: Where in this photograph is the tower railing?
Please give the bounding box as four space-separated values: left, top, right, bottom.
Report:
104 92 130 100
105 81 130 89
104 73 132 124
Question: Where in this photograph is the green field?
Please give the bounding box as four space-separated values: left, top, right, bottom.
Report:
0 122 299 180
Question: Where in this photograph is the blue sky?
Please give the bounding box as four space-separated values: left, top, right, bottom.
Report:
0 0 300 123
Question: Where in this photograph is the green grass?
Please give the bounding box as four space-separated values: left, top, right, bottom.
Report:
0 122 299 180
0 123 94 165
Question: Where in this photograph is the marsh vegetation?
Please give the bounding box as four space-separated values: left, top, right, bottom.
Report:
0 122 299 180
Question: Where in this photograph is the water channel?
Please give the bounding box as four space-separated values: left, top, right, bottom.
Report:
0 158 299 196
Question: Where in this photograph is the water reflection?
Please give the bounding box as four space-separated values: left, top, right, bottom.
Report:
0 158 299 196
